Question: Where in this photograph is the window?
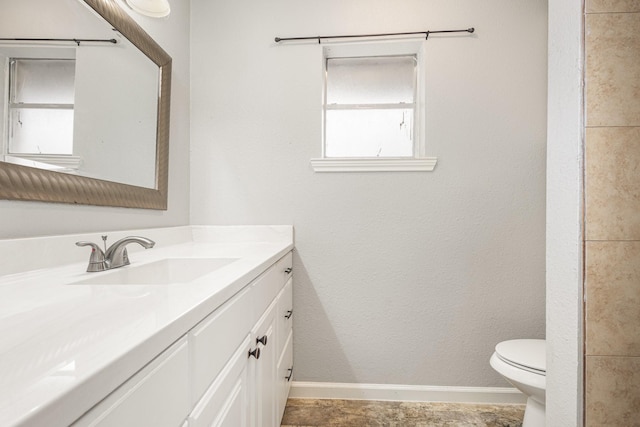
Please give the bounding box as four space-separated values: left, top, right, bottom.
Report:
325 55 416 157
4 58 80 169
311 40 437 172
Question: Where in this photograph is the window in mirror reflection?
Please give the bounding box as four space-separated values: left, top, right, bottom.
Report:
6 58 78 168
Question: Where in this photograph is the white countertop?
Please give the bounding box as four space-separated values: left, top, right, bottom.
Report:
0 226 293 427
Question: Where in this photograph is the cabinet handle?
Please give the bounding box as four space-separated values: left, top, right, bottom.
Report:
256 335 268 346
286 366 294 382
284 267 292 274
284 310 293 319
248 348 261 359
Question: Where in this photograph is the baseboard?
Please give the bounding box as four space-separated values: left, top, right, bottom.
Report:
289 382 527 404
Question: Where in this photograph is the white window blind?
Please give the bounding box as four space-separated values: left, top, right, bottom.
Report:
324 55 416 158
7 58 76 155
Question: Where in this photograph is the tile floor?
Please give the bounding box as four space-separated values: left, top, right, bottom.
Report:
281 398 525 427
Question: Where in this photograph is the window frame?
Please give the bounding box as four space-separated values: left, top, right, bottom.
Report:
4 57 81 170
311 38 437 172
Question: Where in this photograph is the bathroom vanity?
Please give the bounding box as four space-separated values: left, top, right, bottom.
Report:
0 226 294 427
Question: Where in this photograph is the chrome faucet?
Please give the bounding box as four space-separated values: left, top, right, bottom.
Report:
76 236 155 272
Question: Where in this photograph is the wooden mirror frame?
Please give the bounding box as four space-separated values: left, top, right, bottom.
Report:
0 0 171 209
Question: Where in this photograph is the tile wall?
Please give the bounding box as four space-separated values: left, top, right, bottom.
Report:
584 1 640 425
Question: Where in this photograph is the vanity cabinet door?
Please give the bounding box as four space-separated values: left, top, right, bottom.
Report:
276 330 293 423
72 337 190 427
190 285 255 405
189 335 251 427
250 299 277 427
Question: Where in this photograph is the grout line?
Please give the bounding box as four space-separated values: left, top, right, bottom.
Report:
585 354 640 358
585 11 640 15
584 125 640 128
585 240 640 242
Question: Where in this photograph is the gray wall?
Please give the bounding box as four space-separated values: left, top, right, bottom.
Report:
0 0 191 238
190 0 548 387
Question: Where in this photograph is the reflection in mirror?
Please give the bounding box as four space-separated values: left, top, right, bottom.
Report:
0 0 171 209
8 58 76 158
1 0 158 188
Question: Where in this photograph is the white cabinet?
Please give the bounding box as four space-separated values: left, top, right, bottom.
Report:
250 299 277 427
72 337 190 427
276 330 293 422
189 285 255 405
192 251 293 427
275 278 293 421
276 278 293 358
72 251 293 427
188 335 251 427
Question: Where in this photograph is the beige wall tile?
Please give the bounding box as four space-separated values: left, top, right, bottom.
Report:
586 13 640 127
585 127 640 240
586 356 640 426
587 0 640 13
586 241 640 356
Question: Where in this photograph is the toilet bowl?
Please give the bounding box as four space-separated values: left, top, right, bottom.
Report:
490 339 546 427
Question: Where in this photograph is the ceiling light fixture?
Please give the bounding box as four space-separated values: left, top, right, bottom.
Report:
124 0 170 18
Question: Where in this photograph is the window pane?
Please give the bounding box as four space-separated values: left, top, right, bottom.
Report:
326 56 415 105
325 109 414 157
10 59 75 104
9 108 74 155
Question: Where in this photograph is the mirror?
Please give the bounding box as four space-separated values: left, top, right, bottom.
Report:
0 0 171 209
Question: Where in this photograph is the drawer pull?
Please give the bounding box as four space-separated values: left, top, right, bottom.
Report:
286 366 294 382
284 310 293 319
256 335 268 346
248 348 261 359
284 267 292 274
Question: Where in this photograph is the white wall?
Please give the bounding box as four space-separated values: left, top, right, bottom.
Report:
191 0 548 387
546 0 583 425
0 0 190 238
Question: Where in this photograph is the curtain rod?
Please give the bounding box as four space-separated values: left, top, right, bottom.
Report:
0 38 118 46
275 28 474 43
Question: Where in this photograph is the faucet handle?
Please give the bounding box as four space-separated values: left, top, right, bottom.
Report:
76 241 107 272
121 248 130 267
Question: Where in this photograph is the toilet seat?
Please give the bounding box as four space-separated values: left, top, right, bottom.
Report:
490 339 546 427
495 339 545 376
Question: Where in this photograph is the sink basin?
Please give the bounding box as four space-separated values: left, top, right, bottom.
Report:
72 258 239 285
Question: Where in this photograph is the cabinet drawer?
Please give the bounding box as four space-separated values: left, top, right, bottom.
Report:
276 330 293 424
276 278 293 357
190 285 255 404
72 337 190 427
253 252 292 316
278 251 293 284
189 335 250 427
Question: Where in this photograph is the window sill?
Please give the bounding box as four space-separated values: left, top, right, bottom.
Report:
4 154 81 171
310 157 437 172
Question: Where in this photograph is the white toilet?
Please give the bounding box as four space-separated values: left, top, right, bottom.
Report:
490 339 546 427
